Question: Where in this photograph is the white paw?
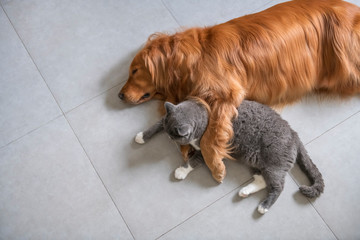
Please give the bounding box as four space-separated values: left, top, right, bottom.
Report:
174 166 191 180
135 132 145 144
239 188 250 198
257 205 268 214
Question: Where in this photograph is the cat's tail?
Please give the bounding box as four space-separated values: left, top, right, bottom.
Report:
296 138 324 198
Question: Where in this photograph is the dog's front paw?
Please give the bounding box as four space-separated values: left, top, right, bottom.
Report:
210 162 226 183
135 132 145 144
212 169 226 183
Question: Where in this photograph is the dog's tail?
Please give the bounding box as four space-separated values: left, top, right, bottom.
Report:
295 136 324 198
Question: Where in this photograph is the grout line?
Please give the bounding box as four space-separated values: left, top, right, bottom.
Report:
1 3 126 145
1 5 66 116
305 110 360 146
286 109 360 240
285 107 359 240
0 4 67 150
2 3 126 118
64 114 136 240
155 186 240 239
308 202 340 240
0 115 63 151
160 0 182 27
1 6 135 238
0 116 61 149
65 81 124 114
0 3 125 148
155 177 254 239
287 174 339 240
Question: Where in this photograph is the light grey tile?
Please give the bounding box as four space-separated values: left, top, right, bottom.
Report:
2 0 179 112
0 7 61 147
0 116 132 240
290 112 360 240
281 97 360 144
160 175 335 240
66 86 254 239
162 0 285 27
0 0 12 4
347 0 360 6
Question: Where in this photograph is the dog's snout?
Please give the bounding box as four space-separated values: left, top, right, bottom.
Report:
118 92 125 100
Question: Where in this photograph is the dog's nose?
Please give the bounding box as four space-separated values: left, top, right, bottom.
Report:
118 92 125 100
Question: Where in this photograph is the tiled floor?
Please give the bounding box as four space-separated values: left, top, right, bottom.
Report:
1 0 359 239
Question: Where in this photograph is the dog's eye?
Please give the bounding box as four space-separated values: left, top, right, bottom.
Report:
132 69 138 75
141 93 150 99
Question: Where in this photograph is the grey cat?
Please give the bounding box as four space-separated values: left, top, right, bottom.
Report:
135 100 324 214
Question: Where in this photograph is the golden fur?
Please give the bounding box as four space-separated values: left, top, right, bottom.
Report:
120 0 360 182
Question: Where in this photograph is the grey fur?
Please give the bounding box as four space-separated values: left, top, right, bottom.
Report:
138 100 324 212
141 119 164 142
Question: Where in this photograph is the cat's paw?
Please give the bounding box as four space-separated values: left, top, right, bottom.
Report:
174 165 194 180
239 188 250 198
257 204 268 214
135 132 145 144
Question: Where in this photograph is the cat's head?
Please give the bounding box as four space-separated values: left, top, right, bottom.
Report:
163 101 207 145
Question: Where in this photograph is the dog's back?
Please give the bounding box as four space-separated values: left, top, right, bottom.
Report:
205 0 360 105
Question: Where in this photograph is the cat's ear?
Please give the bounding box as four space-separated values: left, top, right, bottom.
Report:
164 102 176 114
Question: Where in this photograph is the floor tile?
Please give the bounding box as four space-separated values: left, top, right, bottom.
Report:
162 0 286 27
2 0 179 112
347 0 360 6
0 117 132 240
0 7 61 147
281 96 360 144
159 175 335 240
66 86 255 239
0 0 11 5
290 112 360 240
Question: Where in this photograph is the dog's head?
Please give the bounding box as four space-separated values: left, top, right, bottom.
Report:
118 52 157 104
119 34 170 104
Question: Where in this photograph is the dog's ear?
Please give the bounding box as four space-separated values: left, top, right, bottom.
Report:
144 51 156 80
143 45 167 82
164 102 176 113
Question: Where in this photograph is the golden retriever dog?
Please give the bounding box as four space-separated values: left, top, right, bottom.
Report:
119 0 360 182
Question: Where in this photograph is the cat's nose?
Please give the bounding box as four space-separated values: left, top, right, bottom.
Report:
118 92 125 100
